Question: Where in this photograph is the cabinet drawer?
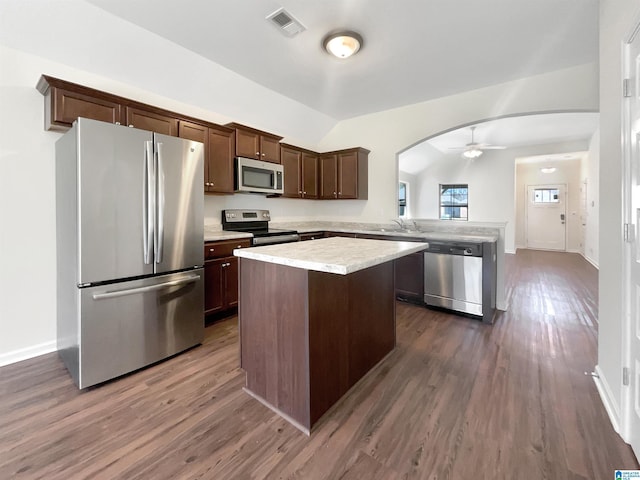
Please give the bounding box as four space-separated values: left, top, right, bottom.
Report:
205 239 251 259
299 232 326 241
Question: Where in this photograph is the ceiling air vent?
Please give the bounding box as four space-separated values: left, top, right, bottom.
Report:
266 7 306 37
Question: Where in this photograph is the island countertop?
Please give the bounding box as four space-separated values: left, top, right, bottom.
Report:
233 237 428 275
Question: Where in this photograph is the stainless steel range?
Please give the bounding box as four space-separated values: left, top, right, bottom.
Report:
222 209 299 246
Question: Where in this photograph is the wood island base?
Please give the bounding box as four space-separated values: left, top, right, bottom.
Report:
239 258 396 433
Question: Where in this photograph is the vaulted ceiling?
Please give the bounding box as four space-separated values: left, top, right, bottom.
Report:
85 0 599 120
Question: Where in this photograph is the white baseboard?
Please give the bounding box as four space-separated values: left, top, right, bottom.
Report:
583 253 599 269
594 364 621 435
0 340 57 367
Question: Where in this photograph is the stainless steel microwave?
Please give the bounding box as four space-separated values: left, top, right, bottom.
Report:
234 157 284 195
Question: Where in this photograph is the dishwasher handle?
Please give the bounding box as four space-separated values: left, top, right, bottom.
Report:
450 247 474 256
426 242 483 257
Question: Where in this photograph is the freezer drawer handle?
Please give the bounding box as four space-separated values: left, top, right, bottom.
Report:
92 274 200 300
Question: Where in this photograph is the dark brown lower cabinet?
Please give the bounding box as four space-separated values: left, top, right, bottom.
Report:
325 231 356 238
204 239 250 317
394 252 425 303
204 257 240 315
299 232 326 241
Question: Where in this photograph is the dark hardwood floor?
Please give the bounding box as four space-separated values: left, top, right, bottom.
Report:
1 249 637 479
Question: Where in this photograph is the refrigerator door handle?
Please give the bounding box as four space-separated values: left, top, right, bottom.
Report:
155 142 165 264
92 274 201 300
143 141 155 265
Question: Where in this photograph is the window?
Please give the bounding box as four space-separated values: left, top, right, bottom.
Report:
399 182 407 217
440 184 468 220
533 188 559 203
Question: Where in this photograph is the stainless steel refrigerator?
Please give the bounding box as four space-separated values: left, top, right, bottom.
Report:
56 118 205 388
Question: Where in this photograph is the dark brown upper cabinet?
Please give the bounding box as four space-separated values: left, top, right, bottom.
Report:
281 144 319 199
36 75 369 200
319 154 338 199
320 148 369 200
37 75 180 136
125 106 177 136
36 75 124 131
226 123 282 164
178 120 234 194
207 126 235 194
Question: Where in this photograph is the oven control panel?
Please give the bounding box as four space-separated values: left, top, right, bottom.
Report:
223 209 270 223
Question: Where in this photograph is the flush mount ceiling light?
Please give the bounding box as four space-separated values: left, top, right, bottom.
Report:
541 167 557 173
323 31 363 59
462 148 483 159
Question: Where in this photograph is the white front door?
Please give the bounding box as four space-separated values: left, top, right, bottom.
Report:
622 24 640 459
526 184 566 251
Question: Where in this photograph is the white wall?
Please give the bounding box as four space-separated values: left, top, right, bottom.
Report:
0 1 599 363
597 0 640 434
515 157 583 253
413 151 516 251
399 140 587 254
584 129 600 266
314 63 599 225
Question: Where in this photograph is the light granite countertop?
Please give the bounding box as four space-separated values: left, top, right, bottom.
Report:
204 223 499 243
233 237 429 275
204 230 253 242
293 226 498 243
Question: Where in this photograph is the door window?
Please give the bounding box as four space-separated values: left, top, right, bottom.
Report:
533 188 560 203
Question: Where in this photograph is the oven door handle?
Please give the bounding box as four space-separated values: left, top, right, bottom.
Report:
252 234 300 246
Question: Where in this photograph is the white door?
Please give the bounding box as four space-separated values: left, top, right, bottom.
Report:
622 24 640 459
526 184 566 251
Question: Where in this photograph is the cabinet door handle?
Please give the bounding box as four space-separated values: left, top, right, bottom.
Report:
262 153 265 157
256 151 260 155
209 248 215 252
129 124 134 128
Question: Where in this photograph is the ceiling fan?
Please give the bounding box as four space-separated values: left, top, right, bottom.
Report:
449 126 506 158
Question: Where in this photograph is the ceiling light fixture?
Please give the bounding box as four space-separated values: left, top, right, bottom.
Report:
323 31 363 59
541 167 556 173
463 148 483 159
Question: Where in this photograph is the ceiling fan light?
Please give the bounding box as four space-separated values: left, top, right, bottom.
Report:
323 31 363 58
463 148 483 159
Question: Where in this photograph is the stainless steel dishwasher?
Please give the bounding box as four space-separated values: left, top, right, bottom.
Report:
424 241 496 322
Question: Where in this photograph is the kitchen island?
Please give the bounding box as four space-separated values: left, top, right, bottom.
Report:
234 237 428 434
